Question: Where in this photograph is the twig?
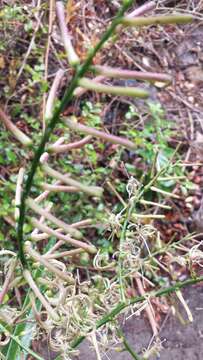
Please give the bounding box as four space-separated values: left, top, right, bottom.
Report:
15 168 25 221
16 12 43 81
126 1 156 18
64 117 137 150
78 77 149 98
0 107 32 146
23 269 59 321
42 163 103 197
0 259 17 305
41 183 78 192
26 197 82 239
48 135 92 153
56 1 80 66
42 0 55 131
135 275 158 337
121 14 193 27
24 242 74 284
92 65 171 83
45 69 64 120
118 328 143 360
30 218 97 254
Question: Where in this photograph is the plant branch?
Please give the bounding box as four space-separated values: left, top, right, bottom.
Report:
64 118 136 150
121 14 193 27
78 77 149 98
117 328 143 360
48 135 92 153
24 241 74 284
17 0 134 266
0 107 32 146
56 2 80 67
92 65 172 83
42 163 103 197
26 197 82 239
30 218 97 254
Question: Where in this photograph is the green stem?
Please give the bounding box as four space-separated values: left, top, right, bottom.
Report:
16 0 134 267
70 275 203 349
121 14 193 27
78 77 149 98
0 323 44 360
118 328 143 360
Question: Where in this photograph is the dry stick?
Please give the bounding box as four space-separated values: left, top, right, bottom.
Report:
41 183 78 193
64 118 136 150
150 186 180 199
30 218 97 254
78 77 149 98
0 258 17 305
48 135 92 153
56 1 80 67
135 275 158 337
70 275 203 350
26 197 82 239
139 199 171 210
43 240 64 255
70 219 93 228
43 248 84 259
25 241 74 284
32 139 65 238
45 69 65 120
126 0 155 18
23 269 59 321
42 163 103 197
15 168 25 221
121 14 193 26
42 0 55 131
17 11 43 81
92 65 172 83
0 107 32 146
31 232 51 241
31 202 53 238
31 219 93 241
74 76 106 97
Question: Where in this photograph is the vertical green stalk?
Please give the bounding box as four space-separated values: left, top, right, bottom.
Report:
16 0 134 267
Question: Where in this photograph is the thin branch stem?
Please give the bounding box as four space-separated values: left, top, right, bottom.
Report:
41 183 78 192
78 77 149 98
48 135 92 153
0 107 32 146
118 328 143 360
26 197 82 239
15 168 25 221
45 69 64 119
42 163 103 197
92 65 171 83
24 241 74 284
23 269 59 321
56 2 80 66
121 14 193 27
30 217 97 254
0 258 17 305
64 118 136 150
